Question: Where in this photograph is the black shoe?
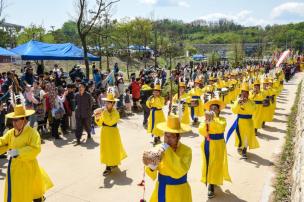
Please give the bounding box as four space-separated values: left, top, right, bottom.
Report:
208 184 215 199
33 196 45 202
87 134 92 139
74 139 81 146
241 148 248 159
55 136 62 140
0 154 6 159
237 147 242 155
103 166 112 176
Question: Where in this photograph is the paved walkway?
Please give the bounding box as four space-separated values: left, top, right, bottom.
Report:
0 73 303 202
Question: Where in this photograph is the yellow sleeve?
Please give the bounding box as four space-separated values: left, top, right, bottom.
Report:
18 130 41 161
102 110 120 126
0 130 11 154
160 147 192 179
146 97 152 108
145 166 157 181
198 122 208 137
173 94 178 104
0 130 10 147
231 100 241 114
94 115 103 127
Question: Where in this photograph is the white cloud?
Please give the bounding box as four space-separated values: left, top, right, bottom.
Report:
199 10 268 26
140 0 157 5
140 0 190 7
271 2 304 19
178 1 190 8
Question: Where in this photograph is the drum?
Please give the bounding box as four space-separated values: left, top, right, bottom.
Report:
221 88 229 96
190 99 199 107
143 148 163 166
263 99 270 107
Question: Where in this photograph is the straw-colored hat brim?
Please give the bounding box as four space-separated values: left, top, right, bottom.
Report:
157 122 191 134
102 98 119 101
204 99 225 111
6 110 35 119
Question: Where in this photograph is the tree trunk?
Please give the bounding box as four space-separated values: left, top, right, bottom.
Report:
126 37 130 80
80 35 90 79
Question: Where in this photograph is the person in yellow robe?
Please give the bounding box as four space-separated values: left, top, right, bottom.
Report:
143 115 192 202
267 79 279 122
94 93 127 176
173 82 191 125
227 83 259 159
189 79 204 124
146 84 166 145
249 80 265 132
0 105 53 202
261 78 274 124
199 98 231 199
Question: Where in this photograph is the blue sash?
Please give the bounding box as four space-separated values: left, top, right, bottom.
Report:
204 133 224 185
7 158 12 202
190 96 200 120
151 108 161 131
254 101 263 104
158 174 187 202
226 114 252 146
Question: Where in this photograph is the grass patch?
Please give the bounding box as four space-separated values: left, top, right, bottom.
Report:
273 80 302 201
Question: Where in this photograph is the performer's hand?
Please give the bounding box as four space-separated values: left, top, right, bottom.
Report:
7 149 19 159
160 143 169 152
148 163 158 171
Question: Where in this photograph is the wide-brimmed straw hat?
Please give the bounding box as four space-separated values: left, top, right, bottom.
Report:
157 115 191 134
179 82 186 87
154 84 162 91
102 93 119 102
253 80 261 85
194 79 202 84
204 98 225 111
241 83 250 91
6 105 35 119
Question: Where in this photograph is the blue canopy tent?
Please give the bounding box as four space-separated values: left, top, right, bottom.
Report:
11 40 100 61
0 47 18 56
192 54 207 61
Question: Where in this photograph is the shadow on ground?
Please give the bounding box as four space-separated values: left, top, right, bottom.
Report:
100 169 133 189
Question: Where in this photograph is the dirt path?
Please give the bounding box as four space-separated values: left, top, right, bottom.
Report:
0 73 303 202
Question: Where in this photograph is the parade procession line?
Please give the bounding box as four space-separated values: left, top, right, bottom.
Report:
0 73 303 202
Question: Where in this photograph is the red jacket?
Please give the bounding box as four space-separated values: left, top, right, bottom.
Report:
131 81 140 99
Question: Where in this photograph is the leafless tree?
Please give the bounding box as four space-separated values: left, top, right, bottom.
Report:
75 0 119 79
0 0 7 23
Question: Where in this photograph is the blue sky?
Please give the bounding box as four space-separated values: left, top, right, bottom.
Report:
3 0 304 29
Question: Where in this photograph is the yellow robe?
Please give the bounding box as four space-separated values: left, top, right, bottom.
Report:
146 96 166 137
261 88 275 122
95 109 127 166
231 99 259 149
199 117 231 185
146 143 192 202
0 126 53 202
173 93 191 125
249 91 265 129
216 81 229 105
189 87 204 119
